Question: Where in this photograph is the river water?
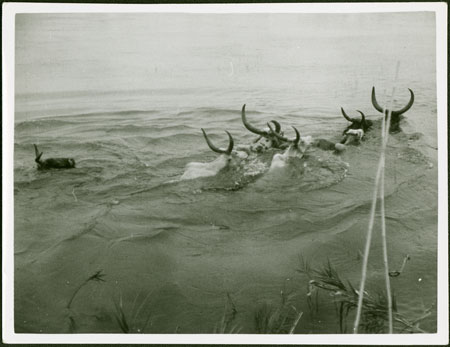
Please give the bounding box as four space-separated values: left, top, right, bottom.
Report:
14 12 438 333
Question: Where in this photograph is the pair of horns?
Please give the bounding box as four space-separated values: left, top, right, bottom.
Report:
371 87 414 116
267 123 300 146
241 104 281 137
242 104 300 146
201 128 234 155
341 108 366 125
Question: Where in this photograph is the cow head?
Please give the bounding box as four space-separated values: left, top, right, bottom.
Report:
340 108 372 134
371 87 415 133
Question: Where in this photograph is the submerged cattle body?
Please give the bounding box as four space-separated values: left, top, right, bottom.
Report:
181 128 267 184
180 125 288 186
33 144 76 170
180 119 350 193
181 105 295 183
267 123 310 169
181 101 365 185
181 127 288 189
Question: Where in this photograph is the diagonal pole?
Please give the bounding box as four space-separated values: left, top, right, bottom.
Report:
353 62 400 333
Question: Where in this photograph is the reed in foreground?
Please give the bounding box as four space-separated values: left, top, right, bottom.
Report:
213 287 303 334
213 293 241 333
67 270 106 309
254 288 303 334
112 289 154 333
297 256 430 333
66 270 106 332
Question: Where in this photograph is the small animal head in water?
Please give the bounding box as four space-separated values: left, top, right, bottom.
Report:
371 87 415 133
33 144 76 170
340 108 373 134
241 104 288 150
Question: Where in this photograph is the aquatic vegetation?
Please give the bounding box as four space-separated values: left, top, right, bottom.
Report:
213 293 241 334
67 270 106 309
112 289 154 333
66 270 106 333
254 289 303 334
113 293 130 333
297 257 430 333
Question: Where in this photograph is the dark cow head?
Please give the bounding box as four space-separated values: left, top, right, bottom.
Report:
340 108 372 134
371 87 415 133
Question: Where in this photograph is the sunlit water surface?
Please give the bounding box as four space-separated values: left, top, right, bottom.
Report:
14 12 437 333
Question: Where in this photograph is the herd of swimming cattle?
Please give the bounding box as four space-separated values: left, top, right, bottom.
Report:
32 86 414 171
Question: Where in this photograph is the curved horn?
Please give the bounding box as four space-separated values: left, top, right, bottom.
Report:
372 87 415 116
356 110 367 126
241 104 267 136
392 89 414 116
201 128 234 155
291 126 300 146
267 122 289 142
341 107 354 122
269 120 281 133
268 123 300 145
371 87 385 113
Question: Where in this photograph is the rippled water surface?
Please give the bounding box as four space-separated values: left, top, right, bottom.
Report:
14 12 437 334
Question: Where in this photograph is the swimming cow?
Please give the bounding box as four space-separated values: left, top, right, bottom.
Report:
371 87 415 133
267 124 309 169
34 144 76 170
180 129 237 180
336 107 371 145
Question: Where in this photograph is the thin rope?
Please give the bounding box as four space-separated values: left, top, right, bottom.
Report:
380 159 393 333
379 62 401 334
352 142 385 333
353 62 400 333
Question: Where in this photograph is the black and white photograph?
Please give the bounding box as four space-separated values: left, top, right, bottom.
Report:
2 2 448 344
